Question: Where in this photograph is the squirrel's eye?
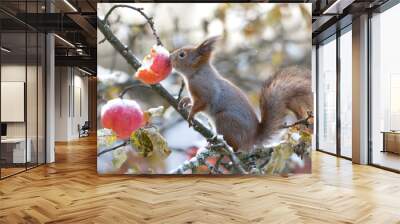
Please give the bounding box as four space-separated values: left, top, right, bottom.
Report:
178 51 186 58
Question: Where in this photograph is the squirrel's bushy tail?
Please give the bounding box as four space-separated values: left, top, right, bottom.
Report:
257 67 313 144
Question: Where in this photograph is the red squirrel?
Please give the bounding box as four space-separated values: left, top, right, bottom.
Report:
170 36 312 151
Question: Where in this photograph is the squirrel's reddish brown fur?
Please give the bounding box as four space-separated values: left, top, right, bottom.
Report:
171 36 312 151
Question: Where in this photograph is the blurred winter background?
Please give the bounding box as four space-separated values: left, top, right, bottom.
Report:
97 3 311 174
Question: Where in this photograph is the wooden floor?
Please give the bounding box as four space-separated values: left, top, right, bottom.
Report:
373 150 400 171
1 136 400 223
1 167 26 178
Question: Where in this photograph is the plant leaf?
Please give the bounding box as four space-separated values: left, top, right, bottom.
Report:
130 128 171 159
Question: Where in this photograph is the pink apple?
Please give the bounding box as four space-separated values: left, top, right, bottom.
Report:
101 98 144 139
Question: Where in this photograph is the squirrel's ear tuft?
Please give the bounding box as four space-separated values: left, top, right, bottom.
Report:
196 36 220 55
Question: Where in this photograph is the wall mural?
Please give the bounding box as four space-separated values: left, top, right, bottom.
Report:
97 3 313 175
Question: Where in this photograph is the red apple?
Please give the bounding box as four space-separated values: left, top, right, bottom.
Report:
101 98 144 139
135 45 172 84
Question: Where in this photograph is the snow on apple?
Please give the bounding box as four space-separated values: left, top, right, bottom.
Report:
135 45 172 84
101 98 144 139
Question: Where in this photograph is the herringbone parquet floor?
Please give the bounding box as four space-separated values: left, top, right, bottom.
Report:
1 136 400 224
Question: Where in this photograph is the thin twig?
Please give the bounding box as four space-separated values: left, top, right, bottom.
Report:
99 15 120 44
258 158 270 170
119 83 151 99
213 155 224 173
247 156 259 174
258 154 273 170
98 141 127 157
207 137 247 174
204 161 217 174
99 38 106 44
281 111 313 129
102 5 163 46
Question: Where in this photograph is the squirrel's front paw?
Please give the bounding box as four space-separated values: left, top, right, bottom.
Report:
178 96 192 111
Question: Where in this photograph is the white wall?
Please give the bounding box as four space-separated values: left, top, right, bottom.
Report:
1 65 38 138
54 67 89 141
55 67 68 141
72 73 89 138
1 63 46 164
1 65 26 138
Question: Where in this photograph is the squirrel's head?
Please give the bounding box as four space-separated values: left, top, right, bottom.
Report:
171 36 220 76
